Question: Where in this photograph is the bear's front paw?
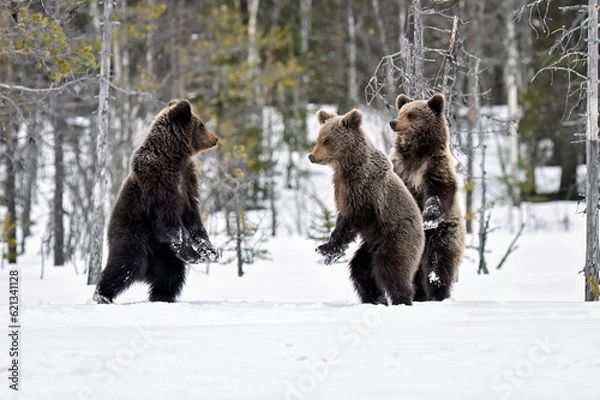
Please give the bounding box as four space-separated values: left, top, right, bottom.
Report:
172 244 203 264
422 196 443 231
316 242 345 265
192 239 221 263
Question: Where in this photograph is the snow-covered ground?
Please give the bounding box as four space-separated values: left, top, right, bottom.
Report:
1 201 599 400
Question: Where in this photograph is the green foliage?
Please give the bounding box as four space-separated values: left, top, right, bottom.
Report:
189 5 303 207
308 207 335 243
6 7 98 82
117 2 166 39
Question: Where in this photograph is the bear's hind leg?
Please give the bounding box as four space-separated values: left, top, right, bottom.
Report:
422 230 460 301
95 247 146 303
348 243 387 305
412 265 429 302
373 249 415 306
147 246 187 302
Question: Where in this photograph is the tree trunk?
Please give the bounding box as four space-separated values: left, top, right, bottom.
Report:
53 115 65 266
334 0 347 111
2 61 17 264
474 60 489 275
235 195 244 277
398 0 411 78
504 0 521 212
20 116 38 254
585 0 599 301
463 0 482 234
247 0 259 66
411 0 424 98
88 0 113 285
347 6 359 105
441 16 458 111
300 0 311 54
372 0 390 57
110 0 131 203
4 125 17 265
169 0 185 99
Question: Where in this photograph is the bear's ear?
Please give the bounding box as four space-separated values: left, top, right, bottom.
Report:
342 108 362 129
168 99 192 124
167 99 179 107
396 94 414 110
317 110 335 125
427 94 445 116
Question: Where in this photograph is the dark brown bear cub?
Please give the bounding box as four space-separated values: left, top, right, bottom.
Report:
309 108 424 306
390 93 465 301
94 100 219 303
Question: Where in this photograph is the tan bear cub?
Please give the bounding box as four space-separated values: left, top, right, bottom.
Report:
94 99 220 304
309 108 424 306
390 93 465 301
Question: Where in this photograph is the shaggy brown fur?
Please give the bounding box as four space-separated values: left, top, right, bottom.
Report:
390 93 465 301
309 108 424 306
94 99 219 303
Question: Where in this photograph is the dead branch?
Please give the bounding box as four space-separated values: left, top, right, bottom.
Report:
496 223 526 270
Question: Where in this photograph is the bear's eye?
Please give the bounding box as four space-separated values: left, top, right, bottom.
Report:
199 122 205 130
323 138 330 145
407 112 415 120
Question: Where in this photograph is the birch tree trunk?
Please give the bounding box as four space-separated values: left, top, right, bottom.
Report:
169 0 185 99
411 0 424 98
398 0 411 79
464 0 482 234
584 0 599 301
111 0 132 203
87 0 113 285
300 0 311 54
474 59 489 275
441 16 458 113
347 6 359 105
504 0 521 226
372 0 390 57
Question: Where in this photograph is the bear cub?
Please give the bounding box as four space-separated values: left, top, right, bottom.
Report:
94 99 219 304
309 108 424 306
390 93 465 301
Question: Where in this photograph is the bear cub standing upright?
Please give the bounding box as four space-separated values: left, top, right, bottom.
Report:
390 93 465 301
309 108 424 306
94 99 219 304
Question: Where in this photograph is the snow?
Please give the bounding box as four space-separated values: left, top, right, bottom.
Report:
1 202 599 400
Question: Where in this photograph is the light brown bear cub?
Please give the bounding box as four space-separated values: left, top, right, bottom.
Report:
390 93 465 301
309 108 424 306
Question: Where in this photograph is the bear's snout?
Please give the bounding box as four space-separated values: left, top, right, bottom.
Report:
389 120 397 129
308 154 316 163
